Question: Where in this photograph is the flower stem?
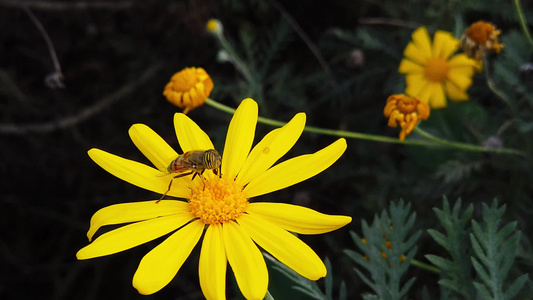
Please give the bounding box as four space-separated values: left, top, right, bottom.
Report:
514 0 533 48
264 290 275 300
205 98 525 156
413 127 525 156
410 259 441 274
206 98 433 146
482 56 516 113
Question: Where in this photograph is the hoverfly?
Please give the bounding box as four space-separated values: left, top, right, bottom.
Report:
158 149 222 202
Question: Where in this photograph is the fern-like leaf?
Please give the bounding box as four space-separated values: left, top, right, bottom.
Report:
425 197 475 299
470 199 529 300
345 200 420 300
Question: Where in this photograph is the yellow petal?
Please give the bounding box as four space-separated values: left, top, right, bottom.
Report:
86 200 189 241
403 42 427 65
405 73 428 98
129 124 179 172
238 214 326 280
244 138 346 198
428 82 447 109
398 59 424 74
132 220 204 295
221 98 258 181
447 53 478 68
432 30 458 60
406 26 432 63
199 224 227 300
413 80 434 105
76 212 195 260
444 80 470 101
88 148 191 198
446 69 473 90
174 113 215 153
237 113 306 186
223 221 267 300
246 202 352 234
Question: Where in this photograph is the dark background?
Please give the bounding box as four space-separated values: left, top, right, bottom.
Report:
1 0 532 299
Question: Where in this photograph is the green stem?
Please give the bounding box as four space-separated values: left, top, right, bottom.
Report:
205 98 525 156
482 56 515 113
215 34 255 86
206 98 434 146
264 290 275 300
413 127 525 156
410 259 441 274
514 0 533 48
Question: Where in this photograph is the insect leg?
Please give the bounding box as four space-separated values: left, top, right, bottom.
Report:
156 171 193 203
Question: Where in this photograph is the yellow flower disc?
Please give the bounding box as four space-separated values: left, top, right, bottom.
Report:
163 67 214 114
424 58 449 82
461 21 504 60
188 177 248 225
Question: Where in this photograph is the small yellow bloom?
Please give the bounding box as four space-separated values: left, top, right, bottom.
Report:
206 18 223 36
399 26 479 108
384 94 430 141
461 21 504 60
163 67 214 114
77 98 351 299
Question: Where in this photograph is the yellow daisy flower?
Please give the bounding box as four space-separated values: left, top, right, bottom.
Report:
399 26 479 109
384 94 430 141
76 98 351 299
163 67 214 114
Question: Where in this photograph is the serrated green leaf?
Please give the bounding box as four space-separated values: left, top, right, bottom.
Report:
339 281 347 300
503 274 529 300
473 281 492 300
438 278 464 295
471 257 492 289
427 229 451 251
348 200 418 300
425 254 455 270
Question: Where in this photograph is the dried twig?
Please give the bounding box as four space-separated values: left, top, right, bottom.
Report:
22 4 65 88
0 63 162 135
268 0 336 83
359 18 421 29
0 0 134 10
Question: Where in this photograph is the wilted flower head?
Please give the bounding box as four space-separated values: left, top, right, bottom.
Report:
399 26 479 108
384 94 430 141
461 21 504 60
163 67 214 114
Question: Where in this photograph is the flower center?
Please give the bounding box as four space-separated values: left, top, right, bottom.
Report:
466 21 494 44
395 96 418 114
170 68 199 92
188 177 248 225
424 58 449 82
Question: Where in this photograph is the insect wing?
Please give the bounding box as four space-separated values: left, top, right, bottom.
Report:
168 156 195 174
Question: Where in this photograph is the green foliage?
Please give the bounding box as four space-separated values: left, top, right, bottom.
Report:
266 253 346 300
470 200 529 300
426 198 530 300
493 30 533 110
426 197 476 299
345 200 420 300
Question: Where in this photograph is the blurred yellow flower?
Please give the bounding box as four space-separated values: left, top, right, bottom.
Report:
399 26 478 108
206 18 223 36
384 94 430 141
77 98 351 299
163 67 214 114
461 21 504 60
